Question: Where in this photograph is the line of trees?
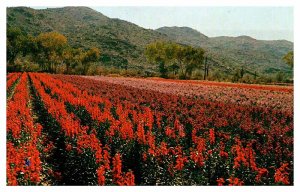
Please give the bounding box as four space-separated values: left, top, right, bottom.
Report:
7 27 100 74
145 41 207 79
7 27 293 84
144 41 294 83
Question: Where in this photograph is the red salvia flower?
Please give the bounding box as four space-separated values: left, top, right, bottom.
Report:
209 128 215 144
97 166 106 185
216 178 225 186
112 153 122 183
274 163 290 185
228 177 244 186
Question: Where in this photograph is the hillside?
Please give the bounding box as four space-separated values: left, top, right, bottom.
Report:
156 26 209 45
7 6 168 70
7 7 293 77
156 27 293 76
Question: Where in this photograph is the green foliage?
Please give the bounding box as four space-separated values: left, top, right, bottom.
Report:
34 31 68 73
158 61 168 78
275 72 285 82
180 46 205 79
81 47 100 75
6 28 101 75
145 41 205 79
7 27 26 65
282 51 293 68
145 41 174 78
157 27 293 79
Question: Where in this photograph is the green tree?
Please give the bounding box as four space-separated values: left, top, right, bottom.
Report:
21 35 38 57
169 63 180 75
145 41 205 79
145 41 169 78
62 47 84 74
35 31 68 73
177 46 205 79
7 27 26 65
240 67 245 78
275 71 284 82
232 69 241 82
283 51 293 68
81 47 100 75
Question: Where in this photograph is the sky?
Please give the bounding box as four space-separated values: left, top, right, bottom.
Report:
94 7 293 41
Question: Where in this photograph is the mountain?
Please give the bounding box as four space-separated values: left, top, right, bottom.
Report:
7 6 168 70
156 27 293 76
7 7 293 76
156 26 209 45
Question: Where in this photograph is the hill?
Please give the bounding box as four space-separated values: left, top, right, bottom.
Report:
7 7 293 77
156 27 293 76
7 6 168 70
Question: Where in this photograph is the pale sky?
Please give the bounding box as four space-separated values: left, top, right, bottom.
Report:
32 6 294 41
94 7 293 42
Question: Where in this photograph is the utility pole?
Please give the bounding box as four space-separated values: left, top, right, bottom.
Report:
203 56 208 80
206 58 209 79
240 67 244 78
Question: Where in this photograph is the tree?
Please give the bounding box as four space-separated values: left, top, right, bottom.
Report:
6 29 102 74
62 47 85 74
145 41 169 78
174 45 186 78
158 61 168 78
276 71 284 82
232 69 241 82
35 32 68 73
64 48 85 75
169 63 180 75
178 46 205 79
283 51 293 68
7 27 26 65
81 47 100 75
145 41 205 79
240 67 244 78
120 59 128 70
21 35 38 57
62 47 74 74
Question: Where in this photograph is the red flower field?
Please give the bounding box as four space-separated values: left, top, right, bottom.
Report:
6 72 293 186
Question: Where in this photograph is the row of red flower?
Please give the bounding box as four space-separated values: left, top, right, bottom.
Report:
6 72 22 91
7 73 42 185
149 78 293 93
29 73 135 185
84 76 293 112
